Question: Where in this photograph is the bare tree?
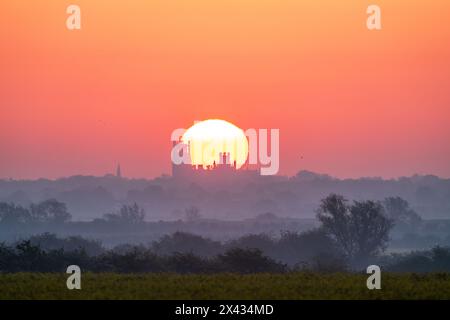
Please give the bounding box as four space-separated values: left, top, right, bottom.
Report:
103 203 145 225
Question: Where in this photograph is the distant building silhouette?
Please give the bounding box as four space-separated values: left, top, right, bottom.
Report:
171 141 258 184
116 164 122 178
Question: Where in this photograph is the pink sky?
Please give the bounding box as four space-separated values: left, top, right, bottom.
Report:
1 1 449 179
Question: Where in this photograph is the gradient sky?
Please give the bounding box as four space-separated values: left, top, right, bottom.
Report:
1 0 449 179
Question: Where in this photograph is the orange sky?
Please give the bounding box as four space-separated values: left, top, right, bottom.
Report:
1 0 449 179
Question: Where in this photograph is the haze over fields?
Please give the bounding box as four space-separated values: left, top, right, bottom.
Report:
1 170 449 221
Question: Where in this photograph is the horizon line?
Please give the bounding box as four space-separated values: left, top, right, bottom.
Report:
1 170 449 182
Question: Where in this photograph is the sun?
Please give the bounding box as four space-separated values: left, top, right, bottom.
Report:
181 119 248 169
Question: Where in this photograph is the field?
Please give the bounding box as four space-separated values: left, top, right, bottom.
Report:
0 273 450 300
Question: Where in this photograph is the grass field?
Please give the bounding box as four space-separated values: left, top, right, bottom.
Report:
0 273 449 300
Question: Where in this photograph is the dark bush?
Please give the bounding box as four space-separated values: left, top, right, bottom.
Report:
152 232 223 257
166 252 216 274
387 246 450 273
215 248 286 273
99 247 164 273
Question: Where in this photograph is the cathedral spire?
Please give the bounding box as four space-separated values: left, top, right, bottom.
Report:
116 163 122 178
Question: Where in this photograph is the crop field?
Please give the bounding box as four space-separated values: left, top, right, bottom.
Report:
0 273 449 300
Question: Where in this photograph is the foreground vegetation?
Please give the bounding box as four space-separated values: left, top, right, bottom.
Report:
1 272 450 300
2 231 450 274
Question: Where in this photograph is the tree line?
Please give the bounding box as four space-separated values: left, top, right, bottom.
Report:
1 231 449 274
0 193 426 271
0 200 146 225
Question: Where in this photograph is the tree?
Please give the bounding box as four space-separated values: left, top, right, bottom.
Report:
317 194 394 268
383 196 422 227
227 234 275 258
30 199 72 224
0 200 71 225
0 202 30 224
103 203 145 225
184 206 202 222
28 233 104 256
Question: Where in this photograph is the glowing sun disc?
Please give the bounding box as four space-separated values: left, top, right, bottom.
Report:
182 119 248 169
